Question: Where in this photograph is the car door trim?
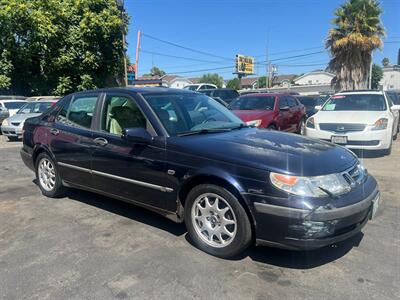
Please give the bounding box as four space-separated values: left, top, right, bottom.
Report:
57 162 173 192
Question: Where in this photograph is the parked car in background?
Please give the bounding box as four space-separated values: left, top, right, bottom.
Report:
26 96 60 102
183 83 217 91
305 90 400 155
1 100 57 141
20 87 379 258
229 93 306 133
0 99 27 117
0 106 9 127
296 95 326 117
199 88 240 104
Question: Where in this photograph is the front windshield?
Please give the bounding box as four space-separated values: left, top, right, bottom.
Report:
143 93 244 136
322 94 386 111
4 102 26 110
17 102 53 114
229 96 275 110
183 85 198 91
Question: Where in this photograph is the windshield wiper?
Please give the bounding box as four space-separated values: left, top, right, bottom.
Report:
230 123 252 130
178 128 232 136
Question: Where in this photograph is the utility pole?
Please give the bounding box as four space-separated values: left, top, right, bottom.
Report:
116 0 128 86
135 30 141 80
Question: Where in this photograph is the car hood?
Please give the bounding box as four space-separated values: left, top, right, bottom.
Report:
232 110 274 122
313 110 387 125
8 112 42 122
167 128 357 176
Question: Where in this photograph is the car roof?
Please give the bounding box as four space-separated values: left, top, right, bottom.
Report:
201 88 236 91
240 92 288 97
336 90 384 95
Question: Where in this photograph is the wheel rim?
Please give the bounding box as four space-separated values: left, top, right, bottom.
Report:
38 158 56 192
191 193 237 248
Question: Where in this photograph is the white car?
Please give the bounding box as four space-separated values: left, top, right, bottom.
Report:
305 91 400 155
183 83 217 91
0 99 28 117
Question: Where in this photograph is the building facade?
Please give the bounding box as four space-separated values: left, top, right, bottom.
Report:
293 71 334 86
379 66 400 90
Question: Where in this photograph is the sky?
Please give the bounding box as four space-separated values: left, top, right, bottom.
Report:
125 0 400 80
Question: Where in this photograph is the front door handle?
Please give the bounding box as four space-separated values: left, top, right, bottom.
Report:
94 137 108 146
50 128 59 136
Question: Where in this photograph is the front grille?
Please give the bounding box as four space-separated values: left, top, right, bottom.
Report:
342 163 366 186
319 123 365 133
11 122 20 126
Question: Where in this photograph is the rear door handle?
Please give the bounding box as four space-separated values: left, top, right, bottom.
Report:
94 137 108 146
50 128 59 136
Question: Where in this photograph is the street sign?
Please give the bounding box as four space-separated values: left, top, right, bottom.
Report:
235 54 254 75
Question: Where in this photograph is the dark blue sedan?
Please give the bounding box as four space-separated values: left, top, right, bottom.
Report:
20 87 379 258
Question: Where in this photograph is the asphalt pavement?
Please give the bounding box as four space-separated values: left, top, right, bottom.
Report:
0 135 399 300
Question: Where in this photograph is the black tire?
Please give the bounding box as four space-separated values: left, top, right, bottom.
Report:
7 136 19 142
184 184 252 258
382 139 392 156
35 152 65 197
297 118 306 135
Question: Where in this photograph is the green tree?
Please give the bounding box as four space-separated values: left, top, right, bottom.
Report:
257 76 267 88
0 0 128 96
371 63 383 89
226 78 240 90
199 73 224 88
326 0 385 91
382 57 390 67
143 66 166 77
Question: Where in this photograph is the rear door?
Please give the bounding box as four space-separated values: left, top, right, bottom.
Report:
49 92 99 186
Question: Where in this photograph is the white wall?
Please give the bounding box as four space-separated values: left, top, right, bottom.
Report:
168 79 192 89
295 73 334 86
380 68 400 90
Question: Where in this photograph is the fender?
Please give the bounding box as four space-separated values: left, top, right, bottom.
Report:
32 143 57 165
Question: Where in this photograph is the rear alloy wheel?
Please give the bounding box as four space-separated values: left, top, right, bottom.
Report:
185 184 252 258
35 153 65 197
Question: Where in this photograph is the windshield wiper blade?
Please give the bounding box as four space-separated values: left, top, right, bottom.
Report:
178 128 232 136
230 123 251 130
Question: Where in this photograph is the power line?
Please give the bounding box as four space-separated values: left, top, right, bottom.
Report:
141 32 233 61
253 46 325 58
141 49 227 64
165 65 234 75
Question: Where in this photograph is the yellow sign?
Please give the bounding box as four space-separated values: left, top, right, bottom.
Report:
235 54 254 75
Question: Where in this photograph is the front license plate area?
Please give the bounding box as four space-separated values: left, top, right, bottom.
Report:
331 135 347 144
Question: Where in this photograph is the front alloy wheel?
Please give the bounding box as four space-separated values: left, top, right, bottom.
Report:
35 153 65 197
185 184 252 258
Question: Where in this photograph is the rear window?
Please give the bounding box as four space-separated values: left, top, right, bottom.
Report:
3 102 26 109
322 94 386 111
229 96 275 110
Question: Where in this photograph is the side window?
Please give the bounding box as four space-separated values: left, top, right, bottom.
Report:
287 96 297 107
101 94 147 136
66 95 97 128
55 96 72 124
279 97 288 109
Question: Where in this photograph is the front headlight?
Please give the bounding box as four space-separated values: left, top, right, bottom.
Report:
2 119 9 126
371 118 388 130
246 119 262 127
270 172 351 198
306 117 315 129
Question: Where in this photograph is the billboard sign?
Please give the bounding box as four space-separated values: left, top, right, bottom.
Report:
235 54 254 75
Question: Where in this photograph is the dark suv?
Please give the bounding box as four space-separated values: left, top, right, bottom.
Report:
21 87 379 258
199 88 240 104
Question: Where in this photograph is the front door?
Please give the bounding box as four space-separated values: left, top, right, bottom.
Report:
277 96 291 131
90 92 172 210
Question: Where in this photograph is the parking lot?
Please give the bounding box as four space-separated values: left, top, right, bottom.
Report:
0 135 399 300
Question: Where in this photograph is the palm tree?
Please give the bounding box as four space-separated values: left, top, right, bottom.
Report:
326 0 385 91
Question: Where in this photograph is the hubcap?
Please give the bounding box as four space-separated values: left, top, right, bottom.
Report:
38 158 56 191
191 193 237 248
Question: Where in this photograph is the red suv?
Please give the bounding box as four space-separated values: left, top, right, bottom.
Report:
229 93 306 133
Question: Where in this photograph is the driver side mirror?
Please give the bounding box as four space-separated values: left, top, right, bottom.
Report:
122 127 153 144
280 106 290 111
391 104 400 111
315 105 322 110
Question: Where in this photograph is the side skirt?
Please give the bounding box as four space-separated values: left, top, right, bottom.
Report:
62 180 184 223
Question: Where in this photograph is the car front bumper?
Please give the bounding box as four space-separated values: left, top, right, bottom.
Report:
1 125 23 138
304 127 391 150
246 175 379 250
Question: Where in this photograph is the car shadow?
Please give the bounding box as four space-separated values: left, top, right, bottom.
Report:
63 187 187 237
35 181 363 268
